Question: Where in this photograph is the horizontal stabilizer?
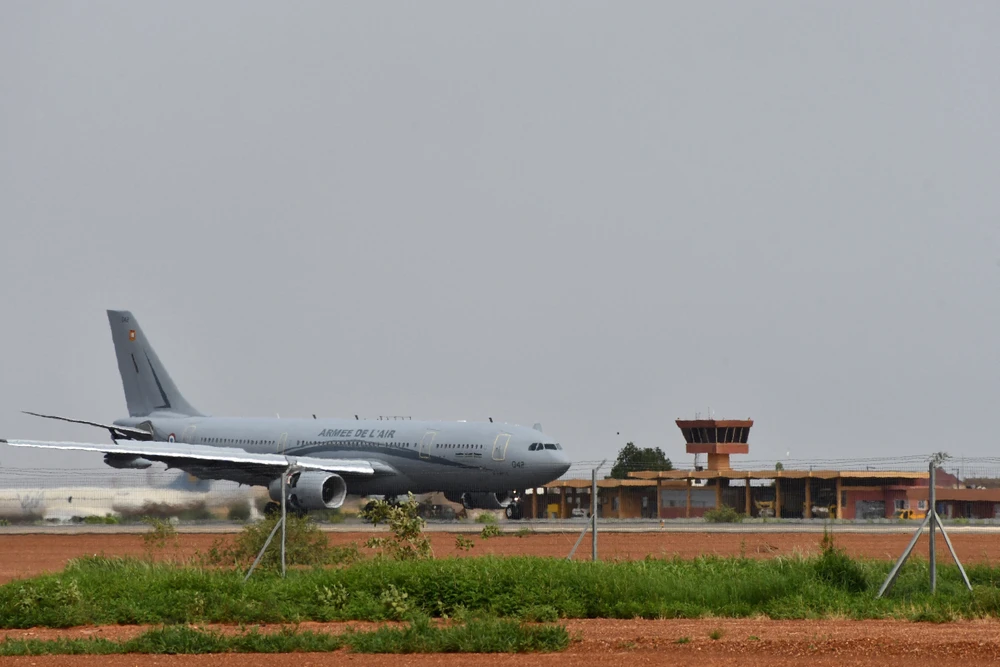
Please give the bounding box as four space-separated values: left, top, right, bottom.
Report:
0 439 379 476
22 411 154 440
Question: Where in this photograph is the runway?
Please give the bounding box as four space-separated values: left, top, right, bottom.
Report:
3 517 999 535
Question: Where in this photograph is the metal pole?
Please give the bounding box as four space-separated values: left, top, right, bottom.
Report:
565 459 606 561
566 514 594 560
591 467 598 562
280 467 287 578
936 518 973 591
244 513 284 582
929 461 936 594
877 512 931 598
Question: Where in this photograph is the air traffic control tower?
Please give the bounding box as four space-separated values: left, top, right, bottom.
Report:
675 418 753 470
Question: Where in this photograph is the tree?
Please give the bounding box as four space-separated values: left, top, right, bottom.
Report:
609 442 672 479
775 461 784 471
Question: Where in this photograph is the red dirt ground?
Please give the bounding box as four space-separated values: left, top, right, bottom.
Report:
3 619 1000 666
2 533 999 665
0 530 995 584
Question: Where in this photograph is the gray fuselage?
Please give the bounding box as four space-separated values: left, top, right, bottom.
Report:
115 414 571 497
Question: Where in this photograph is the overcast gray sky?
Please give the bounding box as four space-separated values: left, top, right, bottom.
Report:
2 2 999 474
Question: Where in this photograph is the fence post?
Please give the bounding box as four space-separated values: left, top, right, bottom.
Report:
566 459 606 561
877 456 971 598
245 464 292 583
592 467 598 562
929 460 936 593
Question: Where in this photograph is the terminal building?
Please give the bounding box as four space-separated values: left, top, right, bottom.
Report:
530 418 996 521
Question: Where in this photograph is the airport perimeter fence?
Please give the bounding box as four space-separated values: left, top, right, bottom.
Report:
4 455 1000 531
549 455 1000 531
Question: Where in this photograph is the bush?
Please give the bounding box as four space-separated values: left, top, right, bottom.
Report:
360 493 432 561
813 528 868 593
475 513 497 524
82 514 119 525
703 506 743 523
1 552 995 627
141 517 177 552
226 502 251 523
202 514 346 571
480 525 503 539
0 619 570 655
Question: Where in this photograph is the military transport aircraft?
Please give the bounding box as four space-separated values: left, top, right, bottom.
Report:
2 311 571 518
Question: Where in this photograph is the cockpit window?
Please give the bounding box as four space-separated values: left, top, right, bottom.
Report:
544 443 557 450
529 443 540 451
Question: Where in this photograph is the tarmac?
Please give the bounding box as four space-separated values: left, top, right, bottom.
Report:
3 518 1000 535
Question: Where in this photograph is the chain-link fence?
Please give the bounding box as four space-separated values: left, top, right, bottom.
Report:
538 455 1000 530
3 455 1000 530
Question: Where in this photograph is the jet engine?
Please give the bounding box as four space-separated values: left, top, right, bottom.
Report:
269 471 347 511
444 491 512 510
103 453 153 470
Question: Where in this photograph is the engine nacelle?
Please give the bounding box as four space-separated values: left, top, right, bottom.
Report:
104 453 153 470
269 471 347 511
444 491 512 510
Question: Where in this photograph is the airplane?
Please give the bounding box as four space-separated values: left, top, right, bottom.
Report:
1 310 572 520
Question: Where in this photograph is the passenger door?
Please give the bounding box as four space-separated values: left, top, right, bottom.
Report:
492 433 511 461
277 433 288 454
419 431 437 460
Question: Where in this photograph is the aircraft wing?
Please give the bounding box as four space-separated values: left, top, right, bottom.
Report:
0 439 385 477
21 412 154 441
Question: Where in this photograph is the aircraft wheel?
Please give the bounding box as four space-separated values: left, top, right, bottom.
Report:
505 504 522 520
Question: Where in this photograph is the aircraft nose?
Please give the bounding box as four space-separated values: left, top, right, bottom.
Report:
553 453 571 478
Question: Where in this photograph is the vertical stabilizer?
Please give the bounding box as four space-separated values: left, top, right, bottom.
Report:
107 310 202 417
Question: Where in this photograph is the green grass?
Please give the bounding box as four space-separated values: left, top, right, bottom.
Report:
4 552 1000 628
0 618 569 655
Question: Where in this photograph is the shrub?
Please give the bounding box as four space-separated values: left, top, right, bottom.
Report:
226 502 251 522
141 517 177 553
813 528 868 593
480 525 503 539
703 506 743 523
360 493 433 561
0 620 570 655
202 514 340 571
475 513 497 524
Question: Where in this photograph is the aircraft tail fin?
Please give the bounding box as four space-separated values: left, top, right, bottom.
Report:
107 310 202 417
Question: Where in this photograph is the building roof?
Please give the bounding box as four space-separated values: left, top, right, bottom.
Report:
544 478 665 490
626 469 930 481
